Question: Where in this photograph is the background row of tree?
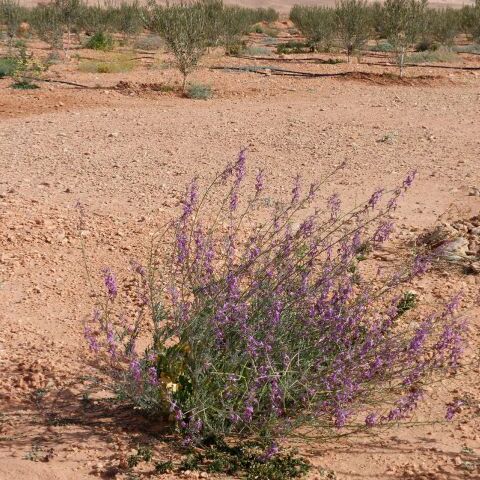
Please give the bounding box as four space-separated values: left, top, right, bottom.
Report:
1 0 480 83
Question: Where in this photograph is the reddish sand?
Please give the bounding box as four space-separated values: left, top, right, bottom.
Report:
1 23 479 480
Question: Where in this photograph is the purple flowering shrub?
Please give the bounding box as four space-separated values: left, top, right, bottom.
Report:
85 151 467 445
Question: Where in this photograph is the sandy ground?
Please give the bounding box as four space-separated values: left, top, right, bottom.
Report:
1 29 480 480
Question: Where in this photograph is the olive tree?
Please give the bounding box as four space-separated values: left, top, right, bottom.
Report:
0 0 25 48
383 0 428 76
149 2 212 91
30 3 64 52
429 8 460 48
220 6 254 54
334 0 372 62
289 5 336 52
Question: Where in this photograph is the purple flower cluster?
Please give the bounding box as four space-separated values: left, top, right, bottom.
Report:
85 151 468 445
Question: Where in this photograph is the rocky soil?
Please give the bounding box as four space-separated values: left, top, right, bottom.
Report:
1 33 480 479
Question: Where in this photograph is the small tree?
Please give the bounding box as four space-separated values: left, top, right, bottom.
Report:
465 0 480 43
383 0 428 77
112 1 144 44
429 8 460 48
30 3 64 53
334 0 372 62
149 2 212 91
220 6 253 54
54 0 82 53
0 0 24 49
289 5 335 52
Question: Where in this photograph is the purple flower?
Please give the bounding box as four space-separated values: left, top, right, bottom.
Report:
365 412 378 427
373 221 394 243
445 400 463 421
234 149 247 185
402 170 417 189
103 268 118 299
261 443 279 461
444 293 461 316
327 193 341 220
230 189 239 212
291 175 301 204
334 408 349 428
130 259 146 277
148 366 158 386
368 189 384 209
255 169 265 194
84 325 99 352
176 228 188 265
182 178 198 221
130 358 142 382
243 404 254 422
411 255 430 277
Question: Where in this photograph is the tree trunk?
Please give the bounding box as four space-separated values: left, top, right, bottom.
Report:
182 74 187 93
399 47 405 78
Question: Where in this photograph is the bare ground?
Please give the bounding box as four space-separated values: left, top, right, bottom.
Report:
0 39 480 480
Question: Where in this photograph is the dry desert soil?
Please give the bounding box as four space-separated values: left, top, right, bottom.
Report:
1 19 480 480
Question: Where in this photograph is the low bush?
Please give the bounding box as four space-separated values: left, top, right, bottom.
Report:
407 47 458 63
148 2 211 91
78 55 135 74
0 0 28 47
276 41 311 54
185 82 213 99
84 151 468 451
335 0 372 61
0 56 17 77
383 0 429 76
84 31 114 51
289 5 336 52
30 3 64 51
134 34 163 51
243 45 273 57
369 41 395 52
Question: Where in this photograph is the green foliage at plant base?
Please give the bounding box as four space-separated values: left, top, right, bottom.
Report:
397 291 418 316
179 441 310 480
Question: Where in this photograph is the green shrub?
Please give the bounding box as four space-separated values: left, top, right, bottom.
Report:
0 0 27 47
111 1 144 42
85 31 114 51
369 41 395 52
335 0 372 61
407 47 458 63
383 0 428 76
77 4 115 40
148 2 212 91
396 291 418 316
220 6 256 54
78 55 135 73
454 43 480 54
0 56 17 77
428 8 460 47
276 41 310 54
289 5 336 52
460 1 480 42
243 45 272 57
134 34 163 51
30 3 64 51
185 82 213 99
11 79 39 89
415 38 438 52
